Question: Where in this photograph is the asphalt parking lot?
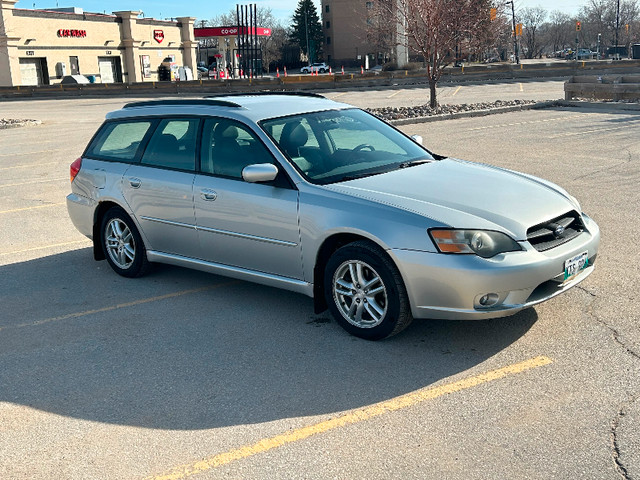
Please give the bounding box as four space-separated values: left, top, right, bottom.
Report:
1 83 639 479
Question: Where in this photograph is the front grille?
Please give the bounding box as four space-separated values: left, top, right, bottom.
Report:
527 211 584 252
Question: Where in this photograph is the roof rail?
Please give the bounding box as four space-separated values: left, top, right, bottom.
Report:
123 99 242 109
206 91 326 100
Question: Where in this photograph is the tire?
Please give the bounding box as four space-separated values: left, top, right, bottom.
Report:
101 207 150 278
319 68 325 73
324 241 412 340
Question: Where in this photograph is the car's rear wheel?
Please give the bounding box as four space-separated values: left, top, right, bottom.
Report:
324 241 412 340
101 207 150 278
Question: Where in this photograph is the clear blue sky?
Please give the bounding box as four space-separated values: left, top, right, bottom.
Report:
17 0 580 24
16 0 310 23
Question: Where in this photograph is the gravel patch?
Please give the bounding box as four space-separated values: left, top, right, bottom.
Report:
367 99 543 121
0 118 42 130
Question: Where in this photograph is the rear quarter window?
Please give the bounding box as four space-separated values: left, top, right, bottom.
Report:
85 120 153 162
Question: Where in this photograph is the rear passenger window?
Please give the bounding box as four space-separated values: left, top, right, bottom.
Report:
141 118 199 171
86 121 152 162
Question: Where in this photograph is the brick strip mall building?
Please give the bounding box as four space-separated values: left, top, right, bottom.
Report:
0 0 196 86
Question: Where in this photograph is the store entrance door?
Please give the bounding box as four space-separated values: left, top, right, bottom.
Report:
69 56 80 75
97 57 123 83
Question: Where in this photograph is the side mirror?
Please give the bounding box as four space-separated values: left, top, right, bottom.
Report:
242 163 279 183
410 134 423 145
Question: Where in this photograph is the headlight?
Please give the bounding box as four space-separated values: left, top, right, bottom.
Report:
429 229 522 258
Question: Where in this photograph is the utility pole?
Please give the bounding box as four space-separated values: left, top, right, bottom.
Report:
506 1 519 64
304 6 310 64
615 0 620 52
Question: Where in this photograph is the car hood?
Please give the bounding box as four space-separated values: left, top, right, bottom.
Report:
323 159 578 240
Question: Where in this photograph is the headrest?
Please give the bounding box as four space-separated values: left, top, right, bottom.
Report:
214 123 239 140
281 122 308 150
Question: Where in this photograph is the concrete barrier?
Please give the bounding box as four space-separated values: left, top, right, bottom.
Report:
2 60 639 99
564 74 640 100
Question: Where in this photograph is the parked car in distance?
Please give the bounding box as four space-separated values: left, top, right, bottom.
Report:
300 62 329 73
67 93 600 340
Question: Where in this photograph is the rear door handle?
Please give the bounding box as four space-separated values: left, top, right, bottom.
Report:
128 177 141 188
200 189 217 201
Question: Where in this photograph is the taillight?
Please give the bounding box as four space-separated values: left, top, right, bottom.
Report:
70 157 82 183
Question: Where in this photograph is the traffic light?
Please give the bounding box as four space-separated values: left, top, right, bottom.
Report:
490 7 497 21
576 21 581 31
515 23 523 36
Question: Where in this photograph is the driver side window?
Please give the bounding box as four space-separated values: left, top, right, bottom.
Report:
200 118 275 179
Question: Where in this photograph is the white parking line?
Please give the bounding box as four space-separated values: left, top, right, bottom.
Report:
0 177 67 188
0 162 60 171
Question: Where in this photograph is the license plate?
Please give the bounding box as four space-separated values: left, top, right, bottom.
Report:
564 251 589 281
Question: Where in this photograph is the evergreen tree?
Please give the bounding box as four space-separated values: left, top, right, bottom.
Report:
289 0 323 63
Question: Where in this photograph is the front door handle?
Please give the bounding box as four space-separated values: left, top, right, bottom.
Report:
200 189 217 201
128 177 141 188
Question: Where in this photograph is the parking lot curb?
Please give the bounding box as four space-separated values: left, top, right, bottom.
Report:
553 99 640 111
387 100 561 125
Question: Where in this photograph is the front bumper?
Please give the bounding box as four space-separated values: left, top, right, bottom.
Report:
390 215 600 320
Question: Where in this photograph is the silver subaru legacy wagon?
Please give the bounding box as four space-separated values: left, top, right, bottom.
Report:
67 93 600 340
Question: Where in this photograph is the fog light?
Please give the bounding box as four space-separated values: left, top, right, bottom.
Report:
478 293 499 307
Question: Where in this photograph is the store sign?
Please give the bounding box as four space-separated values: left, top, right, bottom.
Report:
57 29 87 38
26 50 35 56
194 26 272 38
154 30 164 43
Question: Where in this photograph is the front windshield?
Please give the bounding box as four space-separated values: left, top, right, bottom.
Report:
260 108 434 184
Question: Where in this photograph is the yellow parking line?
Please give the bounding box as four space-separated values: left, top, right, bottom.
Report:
333 92 348 98
387 90 401 98
0 202 65 214
147 356 553 480
452 86 462 96
0 239 90 256
519 83 524 92
0 282 237 332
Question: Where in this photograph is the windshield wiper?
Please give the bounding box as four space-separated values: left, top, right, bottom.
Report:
398 159 432 169
335 172 381 182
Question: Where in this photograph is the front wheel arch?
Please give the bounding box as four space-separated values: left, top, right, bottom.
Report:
324 240 412 340
313 233 375 314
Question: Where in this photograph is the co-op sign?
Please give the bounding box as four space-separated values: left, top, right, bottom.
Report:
193 27 272 38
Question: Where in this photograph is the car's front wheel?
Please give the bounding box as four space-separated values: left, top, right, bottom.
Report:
101 207 150 278
324 241 412 340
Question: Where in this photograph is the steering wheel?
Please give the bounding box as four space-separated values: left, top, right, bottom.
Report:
352 144 375 152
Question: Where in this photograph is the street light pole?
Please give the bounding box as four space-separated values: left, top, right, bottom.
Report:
506 1 519 64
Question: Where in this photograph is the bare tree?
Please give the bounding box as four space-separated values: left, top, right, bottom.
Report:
520 6 548 58
375 0 500 108
544 10 572 53
579 0 639 47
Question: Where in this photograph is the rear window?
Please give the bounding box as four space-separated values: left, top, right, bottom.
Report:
85 120 153 162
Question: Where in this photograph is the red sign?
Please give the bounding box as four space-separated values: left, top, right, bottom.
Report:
57 29 87 38
154 30 164 43
194 26 272 38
